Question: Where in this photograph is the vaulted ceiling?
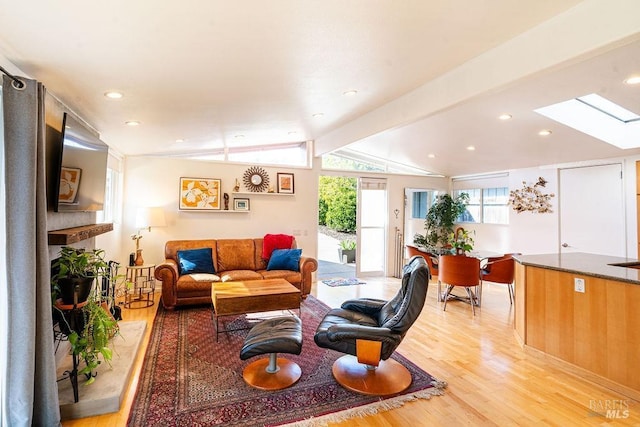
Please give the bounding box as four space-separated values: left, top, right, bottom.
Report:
1 1 639 176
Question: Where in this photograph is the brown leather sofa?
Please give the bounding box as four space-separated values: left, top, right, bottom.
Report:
155 238 318 310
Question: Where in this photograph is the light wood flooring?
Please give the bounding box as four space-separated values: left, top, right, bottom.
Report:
62 278 640 426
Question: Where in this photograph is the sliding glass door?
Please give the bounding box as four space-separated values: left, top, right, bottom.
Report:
357 177 387 276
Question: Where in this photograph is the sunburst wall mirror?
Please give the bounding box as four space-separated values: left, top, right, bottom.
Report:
243 166 270 192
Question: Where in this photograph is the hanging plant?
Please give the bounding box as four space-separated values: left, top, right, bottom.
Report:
508 177 555 213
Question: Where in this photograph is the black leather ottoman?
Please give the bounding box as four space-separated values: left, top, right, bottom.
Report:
239 315 303 390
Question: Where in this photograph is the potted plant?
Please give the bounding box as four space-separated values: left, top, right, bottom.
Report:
413 193 469 254
51 247 119 385
51 246 109 305
338 239 356 264
65 290 119 385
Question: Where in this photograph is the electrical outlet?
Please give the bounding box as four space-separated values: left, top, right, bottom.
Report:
574 278 585 293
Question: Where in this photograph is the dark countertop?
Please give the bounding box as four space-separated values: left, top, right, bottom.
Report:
515 252 640 285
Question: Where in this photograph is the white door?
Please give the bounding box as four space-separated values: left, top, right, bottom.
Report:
559 163 625 256
357 178 387 276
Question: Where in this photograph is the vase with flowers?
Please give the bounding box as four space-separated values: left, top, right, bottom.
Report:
449 227 474 255
131 233 144 265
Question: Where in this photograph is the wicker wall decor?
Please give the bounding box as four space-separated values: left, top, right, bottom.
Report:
508 177 555 213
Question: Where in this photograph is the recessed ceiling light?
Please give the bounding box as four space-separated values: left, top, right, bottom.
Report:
624 75 640 85
498 114 512 120
538 129 552 136
175 139 185 143
104 91 123 99
343 90 358 96
466 146 475 151
125 120 140 126
428 153 436 158
288 131 298 135
312 113 324 118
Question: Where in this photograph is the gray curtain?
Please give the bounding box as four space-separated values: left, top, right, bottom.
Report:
3 75 60 425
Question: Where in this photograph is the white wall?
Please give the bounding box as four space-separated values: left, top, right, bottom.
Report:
506 168 559 255
102 157 321 268
461 156 639 257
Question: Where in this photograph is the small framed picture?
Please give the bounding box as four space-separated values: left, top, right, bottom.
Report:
234 198 250 211
277 173 295 194
58 167 82 204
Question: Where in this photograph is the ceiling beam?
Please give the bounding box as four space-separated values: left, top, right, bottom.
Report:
314 0 640 156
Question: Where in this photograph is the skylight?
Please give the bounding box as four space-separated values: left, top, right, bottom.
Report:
535 94 640 149
577 94 639 122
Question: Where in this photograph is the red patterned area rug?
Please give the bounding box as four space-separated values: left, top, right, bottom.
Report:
128 295 446 426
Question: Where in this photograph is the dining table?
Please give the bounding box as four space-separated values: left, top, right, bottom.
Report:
435 250 503 304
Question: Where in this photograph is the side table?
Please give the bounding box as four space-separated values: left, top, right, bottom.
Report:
124 264 155 309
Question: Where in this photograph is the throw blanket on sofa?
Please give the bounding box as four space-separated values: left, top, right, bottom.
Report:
262 233 294 259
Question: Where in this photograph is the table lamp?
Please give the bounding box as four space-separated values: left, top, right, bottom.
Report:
132 207 167 265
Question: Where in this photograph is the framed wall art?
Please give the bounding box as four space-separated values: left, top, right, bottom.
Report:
58 166 82 204
277 173 294 194
179 177 221 210
233 198 250 211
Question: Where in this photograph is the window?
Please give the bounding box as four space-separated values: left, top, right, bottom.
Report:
186 141 310 167
411 190 439 219
455 187 509 224
482 187 509 224
412 192 428 219
97 153 124 224
322 152 385 172
456 189 480 223
227 142 308 166
322 149 438 176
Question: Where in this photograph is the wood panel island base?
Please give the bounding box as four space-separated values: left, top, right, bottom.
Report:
211 279 301 341
514 253 640 401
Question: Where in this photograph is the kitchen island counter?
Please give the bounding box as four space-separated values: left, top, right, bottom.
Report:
515 252 640 284
514 252 639 400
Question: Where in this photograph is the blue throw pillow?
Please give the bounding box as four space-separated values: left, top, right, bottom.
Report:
267 248 301 271
177 248 216 275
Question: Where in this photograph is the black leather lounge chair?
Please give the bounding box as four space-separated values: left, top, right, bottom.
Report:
314 255 430 395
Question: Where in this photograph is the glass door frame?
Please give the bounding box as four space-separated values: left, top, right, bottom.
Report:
356 177 387 277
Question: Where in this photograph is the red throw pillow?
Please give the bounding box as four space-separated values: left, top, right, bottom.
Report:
262 234 294 259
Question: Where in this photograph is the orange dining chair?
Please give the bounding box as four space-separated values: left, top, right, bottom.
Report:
438 254 481 315
406 245 438 278
480 253 520 304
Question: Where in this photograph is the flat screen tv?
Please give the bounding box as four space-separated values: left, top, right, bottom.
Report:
54 112 109 212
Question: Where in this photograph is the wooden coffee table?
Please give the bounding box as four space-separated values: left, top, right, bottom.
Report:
211 278 301 341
